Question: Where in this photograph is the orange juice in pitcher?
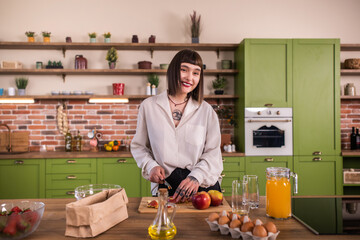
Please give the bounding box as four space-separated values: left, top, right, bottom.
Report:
266 167 298 219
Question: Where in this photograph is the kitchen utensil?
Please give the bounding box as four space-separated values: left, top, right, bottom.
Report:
74 183 121 200
231 179 250 216
243 175 260 209
266 167 298 219
148 188 177 240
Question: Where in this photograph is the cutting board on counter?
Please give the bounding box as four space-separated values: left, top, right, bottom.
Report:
138 197 231 213
0 132 29 153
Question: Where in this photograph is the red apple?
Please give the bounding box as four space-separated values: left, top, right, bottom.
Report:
208 190 223 206
191 191 211 210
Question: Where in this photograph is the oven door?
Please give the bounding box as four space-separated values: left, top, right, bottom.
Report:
245 118 293 156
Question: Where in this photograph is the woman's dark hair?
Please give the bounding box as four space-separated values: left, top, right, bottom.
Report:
167 49 204 103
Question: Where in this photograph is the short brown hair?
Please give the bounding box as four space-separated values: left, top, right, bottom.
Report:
167 49 204 103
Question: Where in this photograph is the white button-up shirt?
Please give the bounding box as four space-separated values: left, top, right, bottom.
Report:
131 91 223 189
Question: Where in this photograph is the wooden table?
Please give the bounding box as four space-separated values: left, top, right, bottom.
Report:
14 197 359 240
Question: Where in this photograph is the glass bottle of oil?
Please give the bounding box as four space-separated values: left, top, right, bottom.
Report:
148 188 177 240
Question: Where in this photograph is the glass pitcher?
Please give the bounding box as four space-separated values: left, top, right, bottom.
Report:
148 188 177 240
266 167 298 219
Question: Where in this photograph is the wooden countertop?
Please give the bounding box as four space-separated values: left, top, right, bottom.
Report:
342 150 360 156
8 197 358 240
0 151 245 159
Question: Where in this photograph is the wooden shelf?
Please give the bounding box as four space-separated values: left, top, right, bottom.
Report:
341 96 360 100
0 94 239 100
341 44 360 51
341 69 360 75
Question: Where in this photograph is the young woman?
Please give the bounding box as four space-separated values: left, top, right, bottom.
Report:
131 49 223 203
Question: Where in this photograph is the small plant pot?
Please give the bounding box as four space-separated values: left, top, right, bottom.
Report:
43 37 50 43
18 89 26 96
192 37 199 43
104 38 111 43
27 37 35 42
138 61 152 69
90 38 96 43
109 62 116 69
214 89 224 95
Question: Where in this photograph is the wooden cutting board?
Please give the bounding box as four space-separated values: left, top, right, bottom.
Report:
138 197 231 213
0 132 29 153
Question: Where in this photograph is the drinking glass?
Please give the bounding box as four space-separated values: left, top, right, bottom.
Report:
243 175 260 209
232 179 250 215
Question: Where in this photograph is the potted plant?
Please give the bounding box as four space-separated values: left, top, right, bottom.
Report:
25 31 36 42
214 105 237 151
42 31 51 42
103 32 111 43
190 10 201 43
148 74 159 95
106 47 118 69
15 77 29 96
88 32 97 43
212 76 227 95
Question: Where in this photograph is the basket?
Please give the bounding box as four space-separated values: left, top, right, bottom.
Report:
343 169 360 184
344 59 360 69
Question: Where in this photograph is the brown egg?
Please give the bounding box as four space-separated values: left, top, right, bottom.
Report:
240 215 251 223
264 221 277 233
253 225 268 237
208 212 220 222
229 219 242 228
218 215 230 225
229 212 239 220
254 218 263 226
240 221 254 232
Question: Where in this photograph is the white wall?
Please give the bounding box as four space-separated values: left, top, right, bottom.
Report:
0 0 359 95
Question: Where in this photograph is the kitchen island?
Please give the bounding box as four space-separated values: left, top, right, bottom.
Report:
7 197 358 240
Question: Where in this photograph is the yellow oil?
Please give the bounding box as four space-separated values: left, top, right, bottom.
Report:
148 224 177 240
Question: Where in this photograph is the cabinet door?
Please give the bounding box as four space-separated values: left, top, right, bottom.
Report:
97 157 150 197
0 159 45 199
245 156 292 196
293 39 340 156
294 156 340 196
221 157 245 196
243 39 292 107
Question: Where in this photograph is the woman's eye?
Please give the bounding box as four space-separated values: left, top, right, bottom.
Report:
193 71 200 75
181 68 186 72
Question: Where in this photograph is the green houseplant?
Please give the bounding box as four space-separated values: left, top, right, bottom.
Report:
190 10 201 43
42 31 51 42
15 77 29 96
148 74 159 95
25 31 36 42
88 32 97 43
106 47 118 69
212 76 227 95
214 105 236 150
103 32 111 43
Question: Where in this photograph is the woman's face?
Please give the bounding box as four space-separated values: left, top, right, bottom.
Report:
178 62 201 96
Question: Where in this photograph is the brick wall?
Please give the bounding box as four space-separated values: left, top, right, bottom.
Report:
341 99 360 150
0 99 235 152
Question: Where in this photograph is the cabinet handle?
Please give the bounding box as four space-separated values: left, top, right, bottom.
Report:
264 103 273 107
313 151 322 156
221 189 225 193
264 158 274 162
66 175 77 180
14 160 24 165
67 160 76 164
222 158 225 162
221 174 226 177
117 159 127 163
313 157 322 161
66 191 75 195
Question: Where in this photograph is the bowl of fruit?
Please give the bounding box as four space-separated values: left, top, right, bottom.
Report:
0 201 45 240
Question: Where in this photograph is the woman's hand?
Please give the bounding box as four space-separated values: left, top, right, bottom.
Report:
173 176 199 203
149 166 166 184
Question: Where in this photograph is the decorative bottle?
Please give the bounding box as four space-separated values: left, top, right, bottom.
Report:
73 130 82 152
356 128 360 149
151 84 157 95
350 127 357 150
146 83 151 95
65 131 72 152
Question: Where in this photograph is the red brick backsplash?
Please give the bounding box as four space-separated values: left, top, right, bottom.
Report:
341 99 360 150
0 99 235 152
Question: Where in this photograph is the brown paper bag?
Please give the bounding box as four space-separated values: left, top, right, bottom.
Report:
65 188 128 238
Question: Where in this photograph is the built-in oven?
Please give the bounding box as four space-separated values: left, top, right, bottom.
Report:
245 107 293 156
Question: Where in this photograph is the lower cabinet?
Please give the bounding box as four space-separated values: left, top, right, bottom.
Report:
294 156 342 196
221 157 245 196
97 157 151 197
0 159 45 199
245 156 292 196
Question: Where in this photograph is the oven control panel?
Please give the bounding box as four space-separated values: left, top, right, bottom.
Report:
245 108 292 118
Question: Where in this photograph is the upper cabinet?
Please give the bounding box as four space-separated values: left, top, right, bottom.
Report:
235 39 292 108
292 39 341 156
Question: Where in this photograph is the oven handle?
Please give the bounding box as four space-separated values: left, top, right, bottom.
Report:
247 119 292 123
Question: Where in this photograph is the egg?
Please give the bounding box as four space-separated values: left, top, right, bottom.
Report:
218 215 230 225
254 218 263 226
253 225 268 237
229 219 242 228
208 212 220 222
264 221 277 233
229 212 238 220
240 215 251 223
240 221 254 232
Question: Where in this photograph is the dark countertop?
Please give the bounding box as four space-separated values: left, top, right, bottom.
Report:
0 151 245 159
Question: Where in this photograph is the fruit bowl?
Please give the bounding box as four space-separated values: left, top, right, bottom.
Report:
0 201 45 240
74 184 122 200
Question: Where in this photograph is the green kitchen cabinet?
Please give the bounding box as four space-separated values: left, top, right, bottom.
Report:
292 39 341 156
0 159 45 199
45 158 97 198
294 156 342 196
97 157 150 197
237 39 293 108
221 157 245 196
245 156 292 196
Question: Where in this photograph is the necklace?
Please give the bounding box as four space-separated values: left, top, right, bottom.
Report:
168 95 189 121
168 95 189 107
